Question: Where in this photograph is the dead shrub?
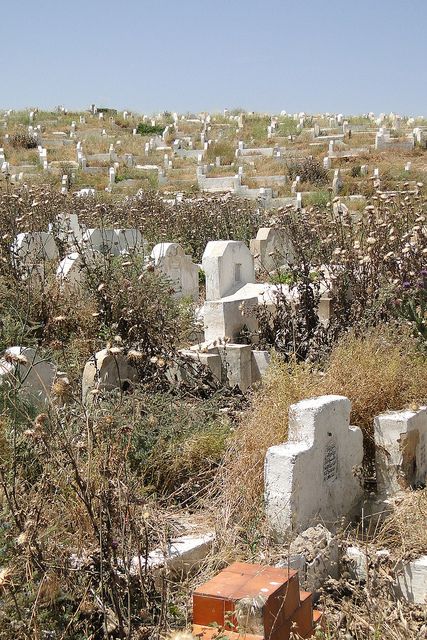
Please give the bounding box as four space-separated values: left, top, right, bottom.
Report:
286 156 328 185
8 131 38 149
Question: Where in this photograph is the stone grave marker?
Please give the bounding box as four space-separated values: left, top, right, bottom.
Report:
50 213 84 248
202 240 255 301
250 228 295 272
115 229 144 255
151 242 199 300
82 349 138 401
265 395 364 538
12 232 59 265
0 346 57 407
332 169 343 194
374 406 427 498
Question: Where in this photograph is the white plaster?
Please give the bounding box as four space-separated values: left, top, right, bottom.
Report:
0 346 57 407
265 395 364 538
396 556 427 604
82 349 138 401
374 407 427 497
202 240 255 301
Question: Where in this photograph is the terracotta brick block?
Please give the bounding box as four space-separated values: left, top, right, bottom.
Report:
193 562 301 638
290 591 313 638
313 609 324 630
192 624 263 640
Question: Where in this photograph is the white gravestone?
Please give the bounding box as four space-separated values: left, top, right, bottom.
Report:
332 169 343 195
202 240 255 301
12 232 59 265
81 228 117 255
115 229 145 255
82 349 138 401
203 293 259 343
0 346 57 407
250 228 295 272
50 213 84 249
374 407 427 498
57 252 87 289
151 243 199 300
265 395 364 539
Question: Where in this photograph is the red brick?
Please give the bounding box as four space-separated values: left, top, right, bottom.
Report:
290 591 313 638
192 624 263 640
193 563 301 638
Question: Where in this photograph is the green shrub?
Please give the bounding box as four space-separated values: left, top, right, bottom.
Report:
129 392 231 497
277 116 299 137
137 122 165 136
97 107 117 114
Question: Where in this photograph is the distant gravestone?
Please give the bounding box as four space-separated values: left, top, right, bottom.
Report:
82 349 138 401
291 176 300 194
0 346 57 407
82 227 144 256
115 229 145 255
82 228 116 255
265 395 364 538
12 232 59 265
202 240 255 301
57 252 87 289
332 169 343 194
250 228 295 272
76 188 95 197
151 243 199 300
50 213 84 248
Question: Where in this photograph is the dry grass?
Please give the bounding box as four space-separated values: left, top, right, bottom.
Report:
320 490 427 639
372 488 427 561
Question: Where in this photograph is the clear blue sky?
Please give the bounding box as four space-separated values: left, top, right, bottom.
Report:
3 0 426 115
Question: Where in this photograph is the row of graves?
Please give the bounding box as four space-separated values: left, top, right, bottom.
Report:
1 212 426 630
8 216 329 394
1 107 426 209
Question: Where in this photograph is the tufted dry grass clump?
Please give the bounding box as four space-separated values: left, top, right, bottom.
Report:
372 488 427 561
211 325 427 546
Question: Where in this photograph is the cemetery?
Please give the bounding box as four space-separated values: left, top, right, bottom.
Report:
0 104 426 640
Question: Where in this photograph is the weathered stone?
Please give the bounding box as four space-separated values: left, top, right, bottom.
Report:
265 395 364 538
0 346 57 407
82 349 138 401
151 242 199 300
374 407 427 497
202 240 255 301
